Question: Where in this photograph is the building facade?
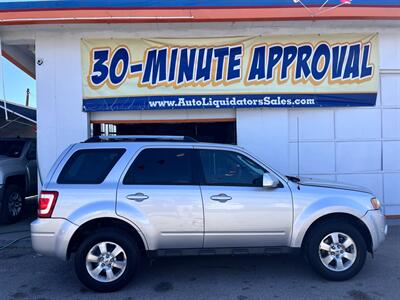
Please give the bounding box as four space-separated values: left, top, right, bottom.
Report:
0 1 399 217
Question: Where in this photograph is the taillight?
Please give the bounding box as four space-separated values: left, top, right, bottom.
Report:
38 191 59 218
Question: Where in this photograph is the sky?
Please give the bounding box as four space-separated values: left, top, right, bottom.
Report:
1 56 36 107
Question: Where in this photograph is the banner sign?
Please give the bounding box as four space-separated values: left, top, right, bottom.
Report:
81 33 379 112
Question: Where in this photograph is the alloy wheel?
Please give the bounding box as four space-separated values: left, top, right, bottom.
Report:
85 241 127 283
7 191 23 217
318 232 357 272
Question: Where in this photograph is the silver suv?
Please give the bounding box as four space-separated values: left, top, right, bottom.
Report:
31 136 387 292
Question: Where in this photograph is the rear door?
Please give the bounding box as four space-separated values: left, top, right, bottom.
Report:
116 146 204 250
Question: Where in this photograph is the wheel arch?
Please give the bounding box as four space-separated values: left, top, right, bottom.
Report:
67 217 148 259
300 213 373 253
5 174 26 192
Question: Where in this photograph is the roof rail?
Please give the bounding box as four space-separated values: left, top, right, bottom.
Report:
84 135 199 143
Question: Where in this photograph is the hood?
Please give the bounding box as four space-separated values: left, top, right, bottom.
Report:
295 177 372 194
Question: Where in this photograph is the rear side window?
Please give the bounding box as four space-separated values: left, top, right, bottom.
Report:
57 148 125 184
123 148 194 185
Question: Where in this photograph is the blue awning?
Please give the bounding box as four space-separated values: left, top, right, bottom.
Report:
0 0 398 11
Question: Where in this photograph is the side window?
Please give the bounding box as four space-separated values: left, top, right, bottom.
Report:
199 149 266 187
123 148 194 185
57 148 125 184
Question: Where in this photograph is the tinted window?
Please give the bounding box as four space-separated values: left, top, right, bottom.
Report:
199 150 265 186
58 148 125 184
123 148 193 185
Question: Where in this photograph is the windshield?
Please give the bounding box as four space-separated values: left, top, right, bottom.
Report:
0 141 25 158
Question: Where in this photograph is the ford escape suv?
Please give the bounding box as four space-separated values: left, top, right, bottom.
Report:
31 136 387 292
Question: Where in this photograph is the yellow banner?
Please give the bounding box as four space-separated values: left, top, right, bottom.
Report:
81 33 379 111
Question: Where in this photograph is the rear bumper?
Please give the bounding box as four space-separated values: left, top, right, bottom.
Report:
362 209 387 252
31 218 78 260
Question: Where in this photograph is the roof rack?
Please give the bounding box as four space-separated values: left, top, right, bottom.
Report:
84 135 199 143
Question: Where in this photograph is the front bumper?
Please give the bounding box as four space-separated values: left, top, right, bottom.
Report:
31 218 78 260
362 209 387 252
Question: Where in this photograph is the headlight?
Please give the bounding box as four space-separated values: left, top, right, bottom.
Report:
370 197 381 210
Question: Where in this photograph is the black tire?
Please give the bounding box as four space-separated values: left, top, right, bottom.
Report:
0 184 25 224
306 222 367 281
74 228 140 292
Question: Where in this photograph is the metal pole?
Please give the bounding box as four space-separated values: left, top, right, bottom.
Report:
0 39 8 120
25 88 30 107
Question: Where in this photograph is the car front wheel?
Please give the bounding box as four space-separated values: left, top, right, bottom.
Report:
306 222 367 281
74 228 140 292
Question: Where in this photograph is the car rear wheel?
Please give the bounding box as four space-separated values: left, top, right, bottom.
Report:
74 228 140 292
0 184 24 224
306 222 367 281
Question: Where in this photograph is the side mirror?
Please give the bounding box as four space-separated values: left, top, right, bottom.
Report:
262 173 280 188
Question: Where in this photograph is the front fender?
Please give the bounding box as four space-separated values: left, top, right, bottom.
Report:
290 196 368 248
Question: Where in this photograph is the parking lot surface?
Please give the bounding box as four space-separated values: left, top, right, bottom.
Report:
0 206 399 300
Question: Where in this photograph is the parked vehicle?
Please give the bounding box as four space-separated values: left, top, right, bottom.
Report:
0 138 37 223
31 136 387 292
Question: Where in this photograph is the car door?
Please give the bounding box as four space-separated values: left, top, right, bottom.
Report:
116 146 204 250
197 148 293 248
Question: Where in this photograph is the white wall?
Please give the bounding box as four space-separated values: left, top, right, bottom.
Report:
238 32 400 216
36 32 89 182
29 21 400 215
237 109 289 173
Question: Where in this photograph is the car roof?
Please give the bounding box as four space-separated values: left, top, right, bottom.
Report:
78 136 242 152
84 135 197 143
81 141 239 148
82 135 239 148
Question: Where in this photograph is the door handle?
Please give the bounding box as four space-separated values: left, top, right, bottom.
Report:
210 193 232 203
126 193 149 202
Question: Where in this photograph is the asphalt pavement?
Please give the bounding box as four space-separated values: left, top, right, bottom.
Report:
0 202 399 300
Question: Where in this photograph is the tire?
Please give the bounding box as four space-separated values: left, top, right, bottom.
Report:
306 222 367 281
74 228 140 292
0 184 25 224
